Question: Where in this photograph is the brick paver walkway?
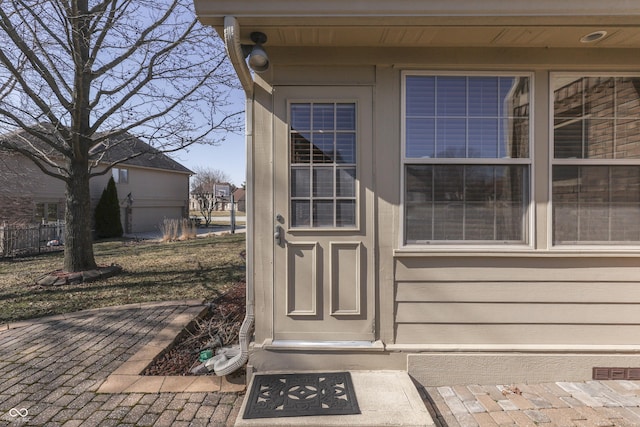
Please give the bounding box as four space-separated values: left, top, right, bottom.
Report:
0 303 243 427
422 381 640 426
3 302 640 426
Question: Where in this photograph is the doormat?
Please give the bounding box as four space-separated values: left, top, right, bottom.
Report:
243 371 360 419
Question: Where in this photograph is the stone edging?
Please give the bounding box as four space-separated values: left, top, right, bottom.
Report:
96 302 246 394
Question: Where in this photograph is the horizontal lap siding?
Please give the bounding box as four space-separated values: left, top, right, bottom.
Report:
394 257 640 346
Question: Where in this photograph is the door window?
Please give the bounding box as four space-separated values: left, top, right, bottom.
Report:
289 102 357 228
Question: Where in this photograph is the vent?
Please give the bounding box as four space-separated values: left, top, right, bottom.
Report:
593 367 640 380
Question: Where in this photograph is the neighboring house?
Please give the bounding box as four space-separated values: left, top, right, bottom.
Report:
195 2 640 385
0 128 192 234
189 183 244 212
232 188 245 212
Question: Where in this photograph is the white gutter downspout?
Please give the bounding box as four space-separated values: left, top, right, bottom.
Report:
212 15 255 376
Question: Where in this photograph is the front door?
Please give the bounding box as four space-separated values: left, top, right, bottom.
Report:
273 86 375 342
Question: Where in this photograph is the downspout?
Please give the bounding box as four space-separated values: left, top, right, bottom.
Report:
212 15 255 376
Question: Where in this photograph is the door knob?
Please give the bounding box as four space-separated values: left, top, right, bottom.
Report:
274 225 283 246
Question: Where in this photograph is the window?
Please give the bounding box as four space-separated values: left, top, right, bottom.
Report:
289 102 357 228
552 75 640 245
112 167 128 184
403 73 531 244
35 202 60 223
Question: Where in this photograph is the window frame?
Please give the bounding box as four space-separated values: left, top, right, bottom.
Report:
400 70 535 249
549 72 640 248
112 167 129 184
286 99 360 231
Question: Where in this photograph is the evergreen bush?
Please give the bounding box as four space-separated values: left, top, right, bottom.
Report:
94 176 123 238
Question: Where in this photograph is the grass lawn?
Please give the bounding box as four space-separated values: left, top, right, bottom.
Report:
0 233 246 324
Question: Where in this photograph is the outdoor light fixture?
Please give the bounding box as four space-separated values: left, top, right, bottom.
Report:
580 30 608 43
242 32 270 73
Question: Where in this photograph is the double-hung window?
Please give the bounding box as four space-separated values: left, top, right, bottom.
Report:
552 74 640 245
402 73 532 245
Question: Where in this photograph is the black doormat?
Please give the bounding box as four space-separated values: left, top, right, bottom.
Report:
243 371 360 419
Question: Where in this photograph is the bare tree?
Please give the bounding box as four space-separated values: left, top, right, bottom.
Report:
0 0 241 272
190 166 232 194
190 167 232 226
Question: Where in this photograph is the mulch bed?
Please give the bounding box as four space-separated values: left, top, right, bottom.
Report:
143 281 246 376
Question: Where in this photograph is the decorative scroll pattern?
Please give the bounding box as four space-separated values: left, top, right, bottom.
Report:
243 372 360 419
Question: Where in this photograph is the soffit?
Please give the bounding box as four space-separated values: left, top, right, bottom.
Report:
235 26 640 49
195 0 640 48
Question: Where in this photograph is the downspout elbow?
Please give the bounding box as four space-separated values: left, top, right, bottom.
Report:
223 16 253 99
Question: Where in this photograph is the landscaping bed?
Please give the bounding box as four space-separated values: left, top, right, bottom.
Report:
143 281 246 376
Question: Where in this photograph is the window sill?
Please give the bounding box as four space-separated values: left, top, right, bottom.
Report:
394 247 640 257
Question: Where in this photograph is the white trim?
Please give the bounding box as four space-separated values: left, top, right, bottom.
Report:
387 343 640 353
285 99 361 231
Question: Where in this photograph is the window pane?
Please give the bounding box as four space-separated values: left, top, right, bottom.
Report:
406 76 435 116
336 200 356 227
468 118 498 158
313 201 334 227
436 118 466 157
553 77 584 118
336 167 356 197
336 133 356 164
502 118 530 158
585 119 614 159
553 165 640 244
406 118 435 158
291 103 311 130
312 133 334 163
291 167 310 197
47 204 58 221
35 203 45 222
437 76 466 116
291 201 310 227
405 165 528 243
405 165 435 241
112 168 120 183
313 167 333 197
554 119 583 158
313 103 334 130
291 133 312 163
336 104 356 130
499 77 529 118
469 77 498 117
616 77 640 117
616 119 640 158
119 169 128 184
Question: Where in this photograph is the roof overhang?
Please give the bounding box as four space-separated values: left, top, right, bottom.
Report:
195 0 640 48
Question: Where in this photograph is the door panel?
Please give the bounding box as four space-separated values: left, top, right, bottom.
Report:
274 86 375 342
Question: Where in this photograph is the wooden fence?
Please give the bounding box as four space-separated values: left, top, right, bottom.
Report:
0 221 65 257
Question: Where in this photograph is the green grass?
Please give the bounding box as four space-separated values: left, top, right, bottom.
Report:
0 234 246 323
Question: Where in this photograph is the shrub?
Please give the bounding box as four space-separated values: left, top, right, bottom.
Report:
94 177 123 238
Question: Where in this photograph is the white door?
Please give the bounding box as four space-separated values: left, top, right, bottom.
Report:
273 86 375 342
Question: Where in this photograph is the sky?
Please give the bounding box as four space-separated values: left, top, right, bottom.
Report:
169 122 247 187
168 90 247 188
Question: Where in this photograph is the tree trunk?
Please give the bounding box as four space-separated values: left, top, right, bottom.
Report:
63 156 96 272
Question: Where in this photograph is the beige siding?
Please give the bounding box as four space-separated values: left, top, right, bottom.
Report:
394 256 640 347
91 165 189 233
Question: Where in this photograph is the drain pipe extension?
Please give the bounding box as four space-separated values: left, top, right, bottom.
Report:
213 16 255 377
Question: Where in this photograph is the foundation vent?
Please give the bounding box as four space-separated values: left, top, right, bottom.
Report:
593 367 640 380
